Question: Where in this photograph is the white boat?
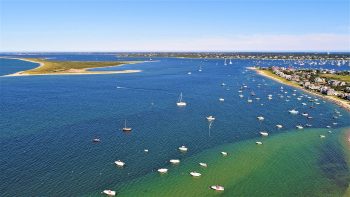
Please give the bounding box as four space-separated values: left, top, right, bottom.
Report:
221 152 228 156
114 160 125 167
178 145 188 152
206 116 215 121
92 138 101 143
276 124 283 129
221 83 226 86
289 109 299 115
158 168 168 173
320 135 326 138
122 120 132 132
302 103 307 106
239 94 244 98
256 141 263 145
306 124 312 127
199 162 208 167
176 93 187 107
190 171 202 177
170 159 180 164
296 125 304 129
198 65 202 72
259 131 269 136
219 98 225 102
187 72 192 75
224 58 227 66
229 59 232 65
247 99 253 103
210 185 224 191
102 190 116 196
301 113 308 116
257 116 264 121
144 149 149 153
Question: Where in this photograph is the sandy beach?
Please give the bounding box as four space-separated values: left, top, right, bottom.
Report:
0 57 143 77
248 67 350 112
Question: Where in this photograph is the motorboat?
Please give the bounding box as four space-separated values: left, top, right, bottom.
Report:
219 98 225 102
296 125 304 129
102 190 116 196
276 124 283 129
206 116 215 121
158 168 168 173
170 159 180 164
221 152 228 156
92 138 101 143
289 109 299 115
114 160 125 167
259 131 268 136
199 162 208 167
257 116 264 121
320 135 326 138
210 185 224 191
178 145 188 152
256 141 263 145
190 171 202 177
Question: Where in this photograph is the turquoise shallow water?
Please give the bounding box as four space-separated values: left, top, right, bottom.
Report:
0 55 349 196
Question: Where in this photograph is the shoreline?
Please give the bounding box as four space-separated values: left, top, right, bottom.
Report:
247 67 350 112
0 57 143 77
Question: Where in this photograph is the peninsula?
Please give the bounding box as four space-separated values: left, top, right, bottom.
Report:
3 58 142 76
250 66 350 111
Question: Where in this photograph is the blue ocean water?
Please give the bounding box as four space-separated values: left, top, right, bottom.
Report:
0 55 349 196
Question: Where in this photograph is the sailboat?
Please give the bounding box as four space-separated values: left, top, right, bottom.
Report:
176 92 187 106
198 65 202 72
122 120 132 132
224 58 227 66
229 59 232 65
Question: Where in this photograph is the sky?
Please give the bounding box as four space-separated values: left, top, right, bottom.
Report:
0 0 349 52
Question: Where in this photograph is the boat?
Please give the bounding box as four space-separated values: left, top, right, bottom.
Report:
307 116 313 119
259 131 268 136
305 124 312 127
229 59 232 65
257 116 264 121
144 149 149 153
289 109 299 115
187 72 192 75
256 141 263 145
170 159 180 164
276 124 283 129
247 99 253 103
190 171 202 177
198 65 202 72
102 190 116 196
239 94 244 98
221 152 228 156
251 91 256 96
296 125 304 129
210 185 224 191
224 58 227 66
199 162 208 167
219 98 225 102
206 116 215 121
158 168 168 173
320 135 326 138
92 138 101 143
114 160 125 167
176 93 187 107
122 120 132 132
178 145 188 152
221 83 226 86
301 113 308 116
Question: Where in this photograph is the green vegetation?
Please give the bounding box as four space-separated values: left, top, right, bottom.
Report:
21 58 127 74
320 74 350 83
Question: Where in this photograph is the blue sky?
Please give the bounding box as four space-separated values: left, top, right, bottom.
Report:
1 0 349 52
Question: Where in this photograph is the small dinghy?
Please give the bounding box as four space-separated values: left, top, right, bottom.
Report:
276 124 283 129
221 152 228 156
256 141 263 145
259 131 268 136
